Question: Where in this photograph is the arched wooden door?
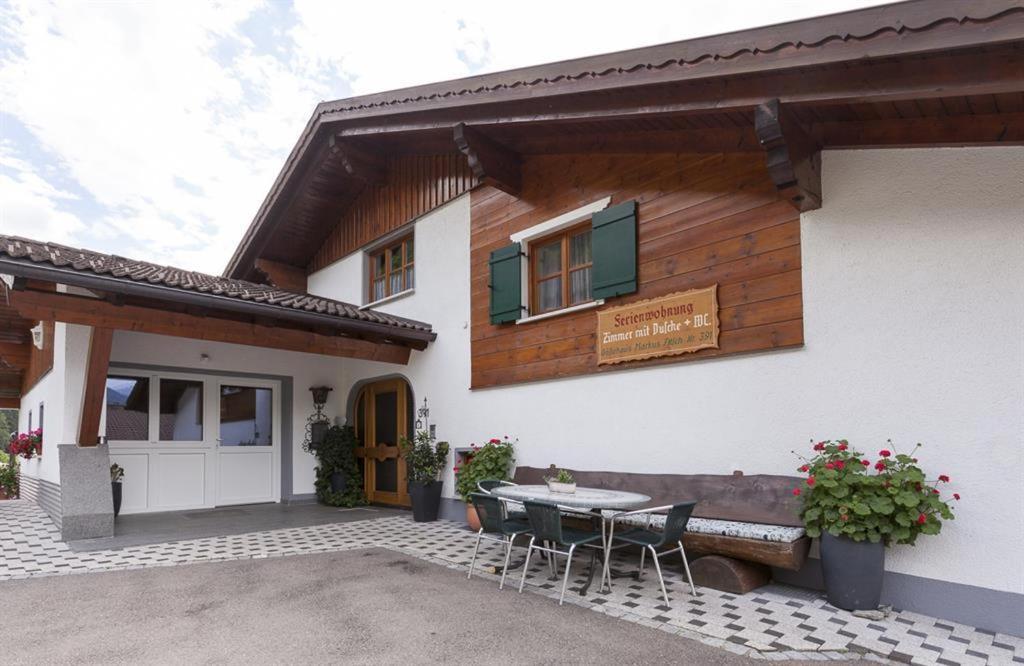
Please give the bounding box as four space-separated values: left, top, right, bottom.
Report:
353 378 412 507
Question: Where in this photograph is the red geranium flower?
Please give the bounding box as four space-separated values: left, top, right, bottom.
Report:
938 474 950 483
917 513 927 525
489 438 500 444
824 462 835 470
806 476 816 487
800 465 809 473
875 461 886 471
861 459 870 466
879 450 891 457
792 488 801 496
834 460 845 470
953 493 961 500
838 443 848 451
813 442 825 451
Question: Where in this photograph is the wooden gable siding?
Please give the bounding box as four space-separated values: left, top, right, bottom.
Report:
470 153 803 389
309 154 473 272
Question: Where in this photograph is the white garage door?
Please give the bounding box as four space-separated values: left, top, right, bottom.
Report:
105 371 281 514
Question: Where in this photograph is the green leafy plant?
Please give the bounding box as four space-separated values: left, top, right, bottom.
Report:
0 459 18 498
545 468 574 484
313 425 367 507
110 463 124 483
454 437 515 501
794 439 958 545
399 430 450 485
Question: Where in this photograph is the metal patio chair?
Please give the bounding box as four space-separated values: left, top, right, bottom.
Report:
604 501 699 607
477 478 516 493
518 500 604 605
467 492 532 590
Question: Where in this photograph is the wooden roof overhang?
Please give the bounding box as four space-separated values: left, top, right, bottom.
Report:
0 253 434 383
225 0 1024 283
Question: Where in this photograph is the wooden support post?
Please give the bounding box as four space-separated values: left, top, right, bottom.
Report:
77 327 113 447
755 98 822 212
453 122 522 197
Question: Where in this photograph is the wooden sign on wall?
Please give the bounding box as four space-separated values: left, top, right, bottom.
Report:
597 285 720 365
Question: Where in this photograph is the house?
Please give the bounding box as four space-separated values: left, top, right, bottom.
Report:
1 0 1021 634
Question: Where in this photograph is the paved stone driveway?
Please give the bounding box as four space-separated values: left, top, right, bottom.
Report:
1 500 1020 665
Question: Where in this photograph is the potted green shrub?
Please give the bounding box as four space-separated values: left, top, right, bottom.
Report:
312 425 366 508
794 439 958 611
0 454 18 500
455 437 515 530
110 463 124 517
399 430 450 522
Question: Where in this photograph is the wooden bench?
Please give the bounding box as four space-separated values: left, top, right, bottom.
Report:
511 467 811 594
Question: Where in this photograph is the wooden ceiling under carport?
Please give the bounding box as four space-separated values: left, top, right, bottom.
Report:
226 0 1024 282
0 284 38 407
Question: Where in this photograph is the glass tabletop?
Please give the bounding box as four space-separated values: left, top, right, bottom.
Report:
490 484 651 510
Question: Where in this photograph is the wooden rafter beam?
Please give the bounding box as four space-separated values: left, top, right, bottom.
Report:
78 327 112 446
7 289 413 365
755 99 821 212
328 136 387 185
453 123 522 196
0 397 19 409
513 127 762 155
814 112 1024 149
338 47 1024 135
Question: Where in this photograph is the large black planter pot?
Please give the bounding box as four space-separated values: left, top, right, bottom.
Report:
820 532 885 611
111 481 123 517
329 471 347 495
408 481 443 522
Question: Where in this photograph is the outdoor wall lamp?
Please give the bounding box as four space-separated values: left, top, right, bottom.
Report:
306 386 333 451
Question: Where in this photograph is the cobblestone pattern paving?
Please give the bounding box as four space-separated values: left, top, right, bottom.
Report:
1 500 1020 665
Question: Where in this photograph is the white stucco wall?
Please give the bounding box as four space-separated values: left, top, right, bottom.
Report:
306 148 1023 595
17 321 92 484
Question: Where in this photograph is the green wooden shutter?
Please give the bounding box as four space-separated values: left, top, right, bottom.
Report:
591 200 638 300
489 242 523 324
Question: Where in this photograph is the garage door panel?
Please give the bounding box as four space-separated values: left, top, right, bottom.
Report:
109 453 149 514
217 450 274 505
154 452 207 510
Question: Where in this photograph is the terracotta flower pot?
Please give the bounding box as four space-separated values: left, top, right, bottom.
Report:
466 502 482 531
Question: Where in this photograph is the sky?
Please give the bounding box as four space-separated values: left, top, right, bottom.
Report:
0 0 891 275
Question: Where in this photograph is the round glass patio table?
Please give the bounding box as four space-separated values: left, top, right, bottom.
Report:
490 484 651 510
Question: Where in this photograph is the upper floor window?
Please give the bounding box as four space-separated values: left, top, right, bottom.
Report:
369 235 414 303
530 225 592 315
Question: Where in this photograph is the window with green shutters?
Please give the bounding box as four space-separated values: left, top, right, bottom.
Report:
489 199 638 324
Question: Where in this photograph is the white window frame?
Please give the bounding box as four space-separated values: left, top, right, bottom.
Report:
362 225 416 308
510 197 611 324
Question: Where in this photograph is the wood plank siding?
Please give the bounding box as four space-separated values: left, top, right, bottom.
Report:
309 154 473 272
470 153 803 389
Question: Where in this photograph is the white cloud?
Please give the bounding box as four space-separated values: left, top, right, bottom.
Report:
0 0 891 274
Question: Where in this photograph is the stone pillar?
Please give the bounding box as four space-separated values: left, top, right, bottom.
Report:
58 442 114 540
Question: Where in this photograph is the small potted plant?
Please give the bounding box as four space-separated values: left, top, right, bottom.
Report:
399 429 450 522
545 466 576 494
110 463 125 517
455 437 515 530
9 429 42 460
794 439 958 611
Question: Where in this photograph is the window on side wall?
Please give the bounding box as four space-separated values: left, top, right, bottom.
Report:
530 224 593 315
368 234 414 303
37 402 44 453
